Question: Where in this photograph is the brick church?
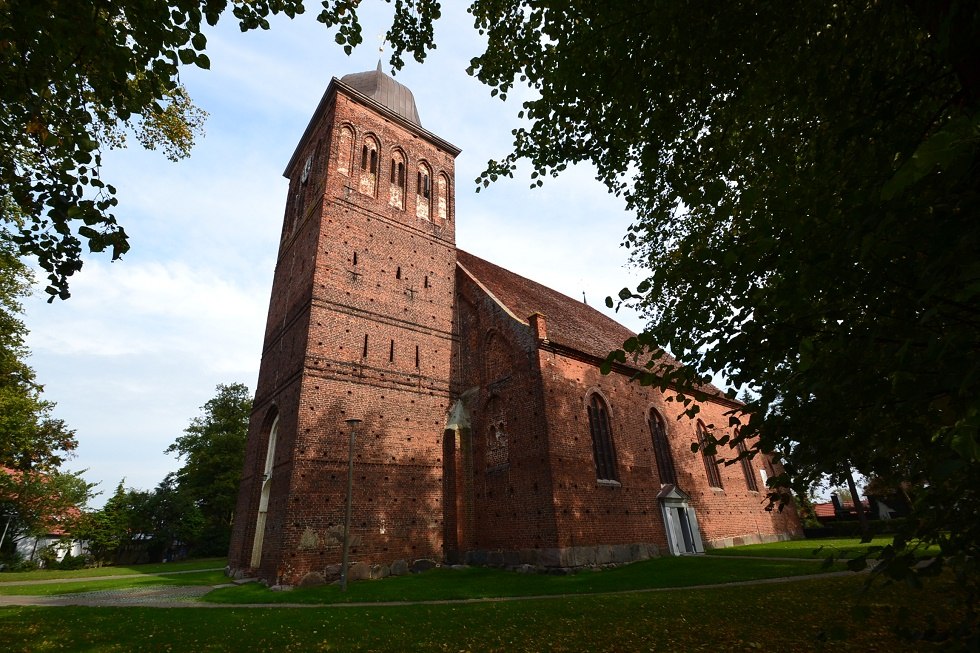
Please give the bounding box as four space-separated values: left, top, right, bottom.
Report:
227 65 802 585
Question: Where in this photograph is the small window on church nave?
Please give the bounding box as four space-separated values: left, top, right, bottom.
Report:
697 421 723 489
649 408 677 486
484 395 509 471
587 393 618 482
736 433 759 492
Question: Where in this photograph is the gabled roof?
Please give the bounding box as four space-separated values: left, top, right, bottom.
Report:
457 250 634 360
657 484 691 501
456 250 728 399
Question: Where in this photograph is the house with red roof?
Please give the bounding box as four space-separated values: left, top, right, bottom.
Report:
0 467 85 566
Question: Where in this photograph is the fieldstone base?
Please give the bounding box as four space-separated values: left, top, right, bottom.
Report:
703 532 793 551
462 543 659 570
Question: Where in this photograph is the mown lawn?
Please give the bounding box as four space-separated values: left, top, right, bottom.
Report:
0 570 228 596
205 555 836 604
704 536 941 559
0 557 224 583
0 574 966 652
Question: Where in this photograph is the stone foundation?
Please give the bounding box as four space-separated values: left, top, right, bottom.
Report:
703 532 795 551
464 542 660 570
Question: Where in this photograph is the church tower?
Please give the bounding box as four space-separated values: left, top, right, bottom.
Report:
228 65 461 584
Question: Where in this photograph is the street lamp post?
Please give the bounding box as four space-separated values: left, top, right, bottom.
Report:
340 418 361 592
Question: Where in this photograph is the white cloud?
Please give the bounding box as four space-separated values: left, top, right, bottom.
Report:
19 3 655 505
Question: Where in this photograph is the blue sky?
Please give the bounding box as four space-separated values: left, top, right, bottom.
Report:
22 4 648 506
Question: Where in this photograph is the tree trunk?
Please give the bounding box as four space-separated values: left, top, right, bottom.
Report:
846 468 872 543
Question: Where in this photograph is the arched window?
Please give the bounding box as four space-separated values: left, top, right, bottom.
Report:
484 394 509 471
389 150 407 210
587 394 617 481
359 135 380 196
649 409 677 485
697 422 723 489
336 125 354 176
436 172 450 222
416 162 432 219
736 435 759 491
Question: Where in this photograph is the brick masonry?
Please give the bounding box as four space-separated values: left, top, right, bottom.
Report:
227 69 802 585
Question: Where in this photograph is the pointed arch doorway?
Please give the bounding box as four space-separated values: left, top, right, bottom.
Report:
250 414 279 569
658 485 705 555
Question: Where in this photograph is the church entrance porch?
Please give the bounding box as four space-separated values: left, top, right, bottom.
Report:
658 485 704 555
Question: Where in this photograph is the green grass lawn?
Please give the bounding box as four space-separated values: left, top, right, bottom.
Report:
0 574 966 652
0 557 224 583
204 555 841 605
0 570 228 596
704 536 940 559
0 540 968 651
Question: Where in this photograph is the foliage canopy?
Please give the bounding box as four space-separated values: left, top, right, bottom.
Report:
0 233 89 557
460 0 980 617
166 382 251 555
5 2 978 637
0 0 441 299
348 0 979 632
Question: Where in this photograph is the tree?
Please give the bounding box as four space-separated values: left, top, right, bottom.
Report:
139 474 205 560
0 467 92 560
0 0 441 299
299 0 976 639
74 481 130 566
166 382 251 555
458 0 975 617
0 233 78 472
0 231 89 558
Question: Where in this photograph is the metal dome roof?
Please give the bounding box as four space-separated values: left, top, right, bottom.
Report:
340 61 422 126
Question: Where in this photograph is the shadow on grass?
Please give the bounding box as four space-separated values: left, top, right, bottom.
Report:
0 571 230 596
704 536 941 560
204 555 845 605
0 557 226 583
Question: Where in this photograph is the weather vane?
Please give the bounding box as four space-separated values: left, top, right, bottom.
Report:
377 32 388 63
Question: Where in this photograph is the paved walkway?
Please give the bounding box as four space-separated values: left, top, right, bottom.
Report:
0 568 861 609
0 567 225 587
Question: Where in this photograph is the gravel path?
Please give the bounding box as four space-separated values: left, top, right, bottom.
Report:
0 569 862 609
0 568 225 587
0 584 219 607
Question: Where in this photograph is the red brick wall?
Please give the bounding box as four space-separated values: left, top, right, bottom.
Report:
452 271 560 553
230 83 460 584
538 348 802 551
230 76 800 584
449 260 802 564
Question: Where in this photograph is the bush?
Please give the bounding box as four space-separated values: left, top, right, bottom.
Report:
3 557 40 572
57 552 90 570
807 518 909 539
37 543 61 569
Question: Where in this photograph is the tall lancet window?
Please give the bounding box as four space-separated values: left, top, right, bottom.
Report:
359 135 380 196
416 161 432 219
389 149 407 210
